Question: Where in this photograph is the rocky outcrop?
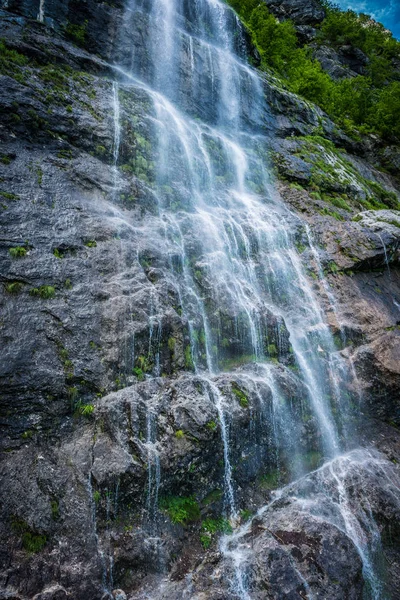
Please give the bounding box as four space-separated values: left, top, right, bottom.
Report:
263 0 326 25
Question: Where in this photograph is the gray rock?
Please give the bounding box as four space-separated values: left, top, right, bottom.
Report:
263 0 326 25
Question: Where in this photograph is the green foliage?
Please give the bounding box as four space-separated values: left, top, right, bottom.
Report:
84 240 97 248
267 343 278 357
30 285 55 299
93 490 101 503
159 495 200 525
240 509 253 522
11 518 47 553
206 420 218 431
9 246 27 258
231 383 249 408
133 367 145 381
0 153 12 165
175 429 185 439
51 500 60 520
5 282 24 294
184 345 194 370
0 39 29 83
259 469 281 490
200 517 232 548
65 20 88 46
77 403 95 417
202 488 223 505
57 149 73 160
226 0 400 140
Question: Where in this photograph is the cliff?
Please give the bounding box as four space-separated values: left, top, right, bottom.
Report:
0 1 400 599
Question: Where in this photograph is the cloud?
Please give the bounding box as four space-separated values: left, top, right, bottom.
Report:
334 0 400 38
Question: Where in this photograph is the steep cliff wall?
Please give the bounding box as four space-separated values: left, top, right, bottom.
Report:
0 1 400 599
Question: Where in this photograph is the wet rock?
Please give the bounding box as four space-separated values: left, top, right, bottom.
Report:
32 586 69 600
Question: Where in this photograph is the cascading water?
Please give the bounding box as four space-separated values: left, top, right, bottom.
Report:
109 0 391 596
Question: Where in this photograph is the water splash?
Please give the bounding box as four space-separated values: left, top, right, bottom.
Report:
111 0 390 595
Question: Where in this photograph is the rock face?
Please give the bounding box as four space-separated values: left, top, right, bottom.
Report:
263 0 326 25
0 1 400 599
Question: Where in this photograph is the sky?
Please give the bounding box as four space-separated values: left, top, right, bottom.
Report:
335 0 400 38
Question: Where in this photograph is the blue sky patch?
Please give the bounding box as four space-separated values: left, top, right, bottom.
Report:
335 0 400 38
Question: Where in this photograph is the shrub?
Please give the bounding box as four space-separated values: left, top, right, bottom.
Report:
9 245 27 258
5 282 24 294
65 21 88 47
200 517 232 548
226 0 400 141
159 495 200 525
30 285 55 299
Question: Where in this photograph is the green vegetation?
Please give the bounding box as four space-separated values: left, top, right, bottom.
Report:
200 517 232 548
84 240 97 248
9 246 27 258
206 420 218 431
65 20 88 47
226 0 400 140
259 469 281 490
11 517 47 553
279 134 400 211
51 500 60 520
184 345 194 370
75 402 95 418
5 282 24 294
231 382 249 408
134 354 153 380
30 285 55 299
159 495 200 525
175 429 185 439
0 39 29 83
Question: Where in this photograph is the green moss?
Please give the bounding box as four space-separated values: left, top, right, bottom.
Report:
65 20 88 47
9 246 27 258
5 282 24 294
175 429 185 439
259 469 281 490
159 495 200 525
202 488 223 506
133 367 145 381
84 240 97 248
267 343 278 357
200 517 232 548
232 383 249 408
51 500 60 520
0 191 19 200
75 402 95 418
30 285 55 299
184 345 194 370
11 517 47 553
57 149 73 160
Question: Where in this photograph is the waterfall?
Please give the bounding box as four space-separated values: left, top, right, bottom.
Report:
111 0 386 596
37 0 44 22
